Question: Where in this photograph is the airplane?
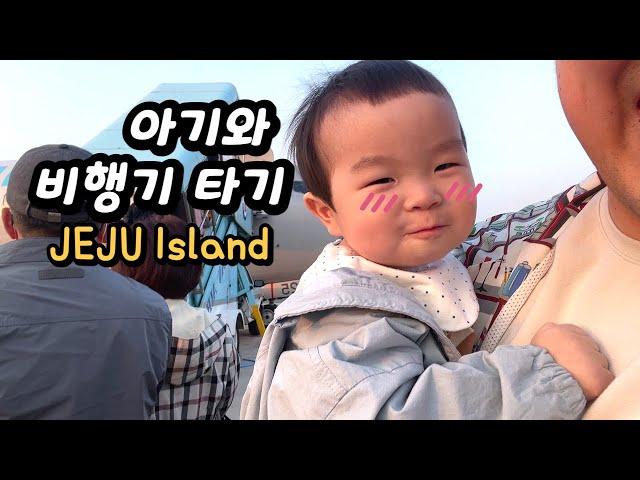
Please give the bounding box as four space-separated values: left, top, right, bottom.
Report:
246 166 334 323
0 84 334 332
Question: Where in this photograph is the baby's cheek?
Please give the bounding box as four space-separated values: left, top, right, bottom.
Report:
349 214 398 258
455 198 478 239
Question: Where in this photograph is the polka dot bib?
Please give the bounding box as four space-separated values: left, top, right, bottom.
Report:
298 240 479 333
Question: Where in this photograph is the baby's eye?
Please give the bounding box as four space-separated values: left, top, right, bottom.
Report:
435 163 459 172
366 177 394 187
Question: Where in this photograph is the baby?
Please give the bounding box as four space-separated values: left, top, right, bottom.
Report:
240 60 613 419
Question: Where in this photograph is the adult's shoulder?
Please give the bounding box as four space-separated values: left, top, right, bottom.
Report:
86 265 171 322
454 172 604 266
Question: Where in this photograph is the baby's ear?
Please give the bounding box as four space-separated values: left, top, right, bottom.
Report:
303 192 342 237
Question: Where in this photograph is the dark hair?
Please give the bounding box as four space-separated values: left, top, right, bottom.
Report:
124 204 156 225
112 214 202 300
289 60 467 208
11 212 62 238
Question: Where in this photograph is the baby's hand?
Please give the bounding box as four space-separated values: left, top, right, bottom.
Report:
531 323 614 401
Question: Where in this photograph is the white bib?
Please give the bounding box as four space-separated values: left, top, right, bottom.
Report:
299 240 479 333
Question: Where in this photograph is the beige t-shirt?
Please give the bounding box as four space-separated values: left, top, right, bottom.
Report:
500 188 640 419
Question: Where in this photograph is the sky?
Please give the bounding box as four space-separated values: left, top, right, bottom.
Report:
0 60 595 221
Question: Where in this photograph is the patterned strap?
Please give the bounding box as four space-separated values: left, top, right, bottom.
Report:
482 247 556 352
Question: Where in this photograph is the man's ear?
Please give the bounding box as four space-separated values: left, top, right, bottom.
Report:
1 208 19 240
303 192 342 237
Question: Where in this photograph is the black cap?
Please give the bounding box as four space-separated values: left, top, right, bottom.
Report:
6 144 93 223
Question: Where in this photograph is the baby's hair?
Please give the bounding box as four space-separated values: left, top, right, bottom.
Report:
289 60 466 209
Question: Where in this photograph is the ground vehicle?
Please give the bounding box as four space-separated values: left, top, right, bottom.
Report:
253 279 299 325
246 169 333 324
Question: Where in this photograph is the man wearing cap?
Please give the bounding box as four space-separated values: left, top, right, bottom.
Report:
0 144 172 419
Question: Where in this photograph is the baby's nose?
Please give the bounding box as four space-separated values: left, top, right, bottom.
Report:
404 184 442 210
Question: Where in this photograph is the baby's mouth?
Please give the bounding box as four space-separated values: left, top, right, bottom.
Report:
406 225 448 237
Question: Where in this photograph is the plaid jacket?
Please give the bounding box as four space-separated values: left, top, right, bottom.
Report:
153 302 239 420
452 171 605 351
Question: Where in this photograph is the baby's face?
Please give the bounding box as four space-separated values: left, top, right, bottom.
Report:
316 92 477 268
